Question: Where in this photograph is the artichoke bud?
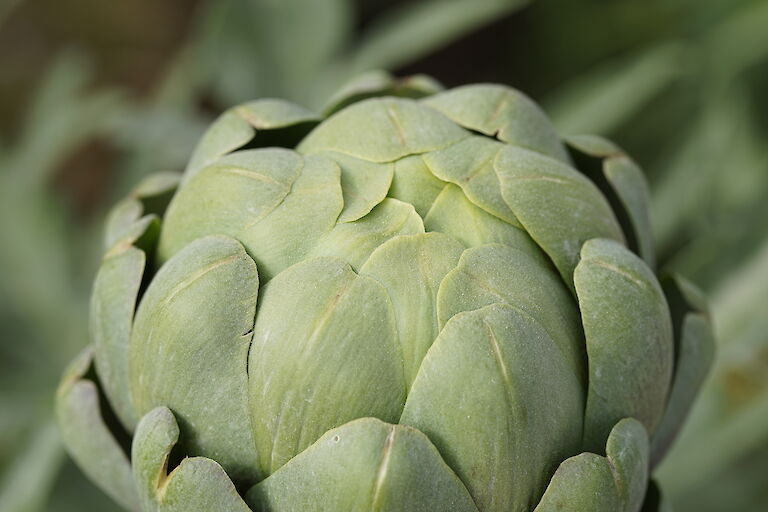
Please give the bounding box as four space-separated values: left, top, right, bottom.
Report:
56 73 714 512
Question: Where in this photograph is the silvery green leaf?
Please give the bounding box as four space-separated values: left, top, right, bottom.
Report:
389 154 447 217
129 236 260 483
401 303 583 511
650 277 716 467
423 136 519 225
575 239 673 451
246 418 478 511
423 84 568 162
423 183 537 251
298 98 468 163
91 247 146 431
496 147 625 291
534 418 649 512
248 257 406 476
361 232 464 387
436 243 584 386
185 99 319 181
323 70 443 116
132 407 251 512
566 134 655 268
159 150 343 281
534 452 621 512
55 349 139 511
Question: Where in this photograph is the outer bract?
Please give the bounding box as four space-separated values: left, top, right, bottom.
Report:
56 73 715 512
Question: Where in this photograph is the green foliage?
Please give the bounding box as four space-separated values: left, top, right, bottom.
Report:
1 0 767 510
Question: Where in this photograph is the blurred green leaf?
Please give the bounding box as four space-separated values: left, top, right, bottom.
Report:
194 0 353 106
705 0 768 76
7 51 125 188
656 237 768 508
0 421 64 512
657 388 768 501
651 91 743 249
0 51 124 367
545 43 686 135
346 0 529 74
0 49 129 510
713 239 768 350
193 0 531 108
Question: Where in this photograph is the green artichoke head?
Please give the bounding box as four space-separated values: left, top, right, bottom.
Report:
56 72 715 512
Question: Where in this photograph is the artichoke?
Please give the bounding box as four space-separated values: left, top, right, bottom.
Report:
56 73 715 512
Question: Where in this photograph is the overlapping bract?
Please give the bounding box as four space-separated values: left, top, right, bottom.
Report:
56 75 715 512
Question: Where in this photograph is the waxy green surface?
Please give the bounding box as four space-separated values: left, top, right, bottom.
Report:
56 75 714 512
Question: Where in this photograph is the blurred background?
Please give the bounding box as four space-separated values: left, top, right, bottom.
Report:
0 0 766 510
